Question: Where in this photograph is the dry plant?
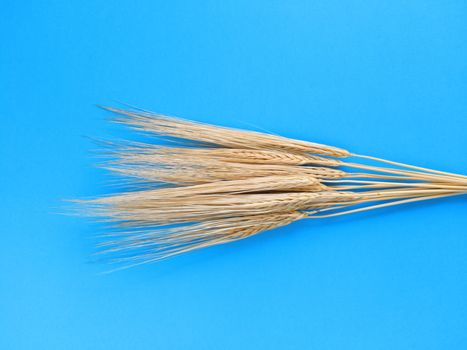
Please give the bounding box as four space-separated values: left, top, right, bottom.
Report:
80 107 467 269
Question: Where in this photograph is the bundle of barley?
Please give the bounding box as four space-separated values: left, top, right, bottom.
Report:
82 107 467 268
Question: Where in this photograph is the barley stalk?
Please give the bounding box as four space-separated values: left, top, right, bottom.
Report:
79 107 467 269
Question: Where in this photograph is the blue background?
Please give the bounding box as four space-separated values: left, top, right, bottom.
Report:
1 1 466 349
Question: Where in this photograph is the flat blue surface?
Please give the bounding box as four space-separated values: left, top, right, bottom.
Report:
1 1 466 349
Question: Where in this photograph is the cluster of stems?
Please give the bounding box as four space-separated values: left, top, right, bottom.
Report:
308 154 467 218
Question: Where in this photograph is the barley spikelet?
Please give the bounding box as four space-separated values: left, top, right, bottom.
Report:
90 191 358 225
94 175 326 201
106 161 346 185
108 144 341 167
100 211 307 267
104 106 349 157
